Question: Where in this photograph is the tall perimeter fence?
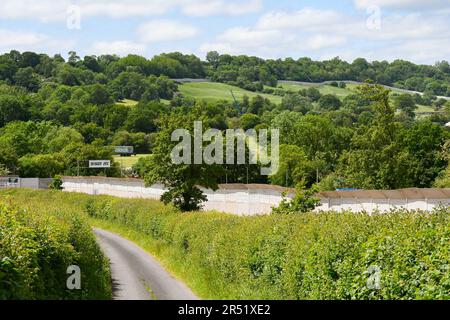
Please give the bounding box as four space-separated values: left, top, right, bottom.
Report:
60 176 450 216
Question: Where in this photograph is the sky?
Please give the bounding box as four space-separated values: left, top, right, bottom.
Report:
0 0 449 64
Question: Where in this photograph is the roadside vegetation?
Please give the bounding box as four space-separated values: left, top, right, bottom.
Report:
0 193 112 299
2 189 448 300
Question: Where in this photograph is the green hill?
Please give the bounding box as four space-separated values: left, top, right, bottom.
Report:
278 82 354 100
179 82 282 104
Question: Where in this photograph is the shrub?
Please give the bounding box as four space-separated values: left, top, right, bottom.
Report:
0 194 111 300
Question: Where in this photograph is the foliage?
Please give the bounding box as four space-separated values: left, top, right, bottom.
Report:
272 185 321 214
0 194 111 299
339 84 411 189
143 109 223 211
49 175 64 190
5 189 449 300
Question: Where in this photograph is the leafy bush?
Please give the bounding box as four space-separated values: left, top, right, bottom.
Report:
49 175 64 190
272 186 321 214
2 189 449 300
0 194 111 300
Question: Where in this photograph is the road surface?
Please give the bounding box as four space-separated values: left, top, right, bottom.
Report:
94 228 198 300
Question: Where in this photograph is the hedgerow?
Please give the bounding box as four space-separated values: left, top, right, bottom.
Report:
1 189 449 300
0 195 112 300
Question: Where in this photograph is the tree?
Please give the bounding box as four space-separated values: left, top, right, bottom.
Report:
206 51 220 69
318 94 342 110
281 93 312 114
68 51 80 66
394 94 417 118
0 95 30 126
339 84 412 189
13 67 40 92
239 114 260 130
49 175 64 190
125 102 166 133
18 154 65 178
44 126 84 153
269 144 314 187
304 87 321 102
86 84 112 105
272 184 321 214
401 120 448 187
434 140 450 188
143 110 223 211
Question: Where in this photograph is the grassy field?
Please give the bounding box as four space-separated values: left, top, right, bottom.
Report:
113 154 150 169
1 189 448 300
116 99 138 107
179 82 282 104
278 83 354 100
115 82 436 115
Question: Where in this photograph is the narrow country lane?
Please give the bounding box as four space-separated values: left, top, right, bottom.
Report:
94 228 199 301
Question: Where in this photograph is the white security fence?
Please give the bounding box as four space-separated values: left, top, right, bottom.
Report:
61 177 292 216
317 189 450 213
61 177 450 215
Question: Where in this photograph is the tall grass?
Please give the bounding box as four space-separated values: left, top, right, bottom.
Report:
0 192 111 300
1 189 449 300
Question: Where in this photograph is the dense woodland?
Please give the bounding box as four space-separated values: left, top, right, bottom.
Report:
0 50 449 194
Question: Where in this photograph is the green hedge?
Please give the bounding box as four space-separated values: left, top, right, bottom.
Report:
1 189 449 300
0 196 111 300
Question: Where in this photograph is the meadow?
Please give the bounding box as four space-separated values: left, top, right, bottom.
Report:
278 82 354 100
112 81 437 119
178 82 283 104
1 189 448 300
113 154 151 169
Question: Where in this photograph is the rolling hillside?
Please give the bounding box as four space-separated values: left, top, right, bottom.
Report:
178 82 282 104
120 80 437 115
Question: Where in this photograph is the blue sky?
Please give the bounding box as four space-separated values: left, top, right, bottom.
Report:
0 0 449 64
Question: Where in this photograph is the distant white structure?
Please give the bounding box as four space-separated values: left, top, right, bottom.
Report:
445 122 450 127
0 177 52 189
61 177 450 216
316 189 450 213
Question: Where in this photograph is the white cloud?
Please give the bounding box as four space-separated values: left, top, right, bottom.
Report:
137 20 199 43
304 35 347 50
217 27 292 46
0 0 67 22
257 8 342 30
0 29 74 54
0 0 261 22
181 0 262 17
89 40 146 56
200 7 450 64
353 0 449 9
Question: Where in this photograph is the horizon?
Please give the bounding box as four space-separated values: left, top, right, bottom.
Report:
3 49 449 67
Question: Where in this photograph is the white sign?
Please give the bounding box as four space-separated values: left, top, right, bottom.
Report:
89 160 111 168
114 146 134 154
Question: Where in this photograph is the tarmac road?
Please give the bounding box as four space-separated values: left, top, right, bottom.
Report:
94 228 199 300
